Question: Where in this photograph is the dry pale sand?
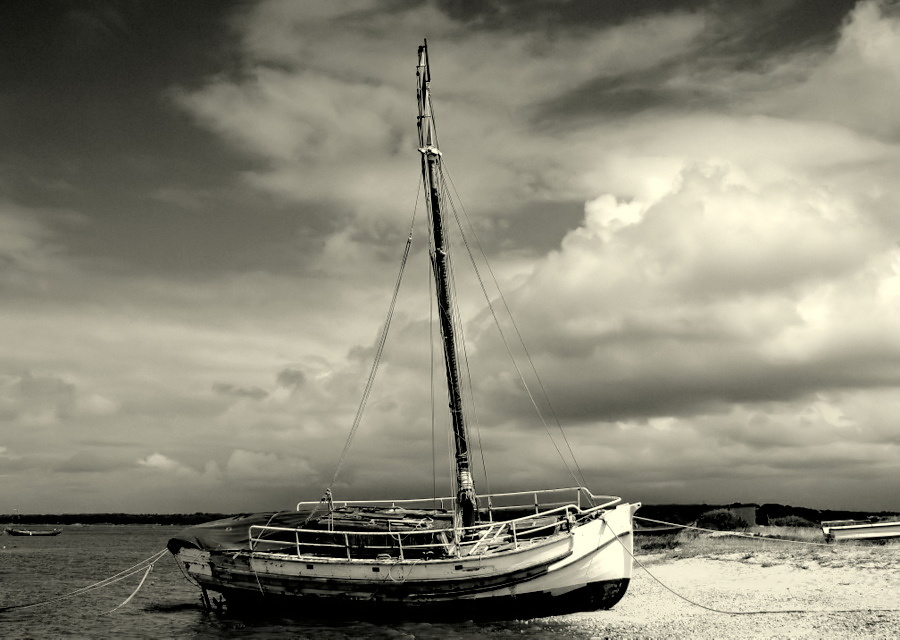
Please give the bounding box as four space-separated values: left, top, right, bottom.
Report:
564 543 900 639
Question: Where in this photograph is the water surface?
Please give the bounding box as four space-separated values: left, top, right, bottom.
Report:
1 525 605 638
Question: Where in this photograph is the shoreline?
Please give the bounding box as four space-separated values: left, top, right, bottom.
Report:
567 540 900 638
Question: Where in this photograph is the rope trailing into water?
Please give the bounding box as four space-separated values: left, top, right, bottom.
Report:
605 518 900 615
102 562 154 615
0 548 168 615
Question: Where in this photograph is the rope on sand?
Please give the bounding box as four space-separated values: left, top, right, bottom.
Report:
635 516 835 546
636 515 900 549
607 519 900 615
0 548 168 615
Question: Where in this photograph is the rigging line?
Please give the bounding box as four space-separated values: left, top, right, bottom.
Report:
443 163 587 487
428 73 489 493
444 166 589 487
431 167 478 483
0 548 168 614
430 225 438 507
439 176 490 495
438 164 583 488
427 90 440 149
426 184 455 507
325 201 419 493
607 521 900 616
426 51 580 487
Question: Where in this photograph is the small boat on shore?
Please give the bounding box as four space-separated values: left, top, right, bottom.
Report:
821 518 900 542
4 527 62 537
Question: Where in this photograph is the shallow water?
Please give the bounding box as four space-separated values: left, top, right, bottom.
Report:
0 525 604 638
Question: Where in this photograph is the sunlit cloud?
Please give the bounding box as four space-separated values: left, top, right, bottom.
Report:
3 0 900 513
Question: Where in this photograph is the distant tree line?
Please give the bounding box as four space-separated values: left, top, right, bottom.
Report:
1 513 233 525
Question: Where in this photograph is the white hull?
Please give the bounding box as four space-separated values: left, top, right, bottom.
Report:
171 501 638 615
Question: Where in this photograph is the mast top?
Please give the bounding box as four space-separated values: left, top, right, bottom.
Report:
417 41 439 156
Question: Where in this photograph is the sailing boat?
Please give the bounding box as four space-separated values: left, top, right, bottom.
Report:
168 41 639 618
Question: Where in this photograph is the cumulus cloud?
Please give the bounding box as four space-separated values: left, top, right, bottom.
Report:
138 452 194 474
159 0 900 510
477 157 895 423
5 0 900 512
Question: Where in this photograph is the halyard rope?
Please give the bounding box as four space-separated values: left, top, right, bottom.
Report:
441 161 588 490
607 518 900 615
307 192 420 526
0 548 168 614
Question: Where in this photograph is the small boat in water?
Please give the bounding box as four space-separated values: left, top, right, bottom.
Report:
4 527 62 537
168 40 638 618
822 518 900 542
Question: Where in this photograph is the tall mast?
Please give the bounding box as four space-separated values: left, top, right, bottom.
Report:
416 41 477 528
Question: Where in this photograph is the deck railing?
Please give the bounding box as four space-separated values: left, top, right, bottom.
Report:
295 486 620 517
252 488 622 561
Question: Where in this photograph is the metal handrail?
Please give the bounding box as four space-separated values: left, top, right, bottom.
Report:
296 486 620 513
250 524 452 556
253 496 617 560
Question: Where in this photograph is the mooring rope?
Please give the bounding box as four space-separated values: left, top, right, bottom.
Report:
102 562 154 615
606 519 900 615
635 515 900 549
0 548 168 614
634 516 837 547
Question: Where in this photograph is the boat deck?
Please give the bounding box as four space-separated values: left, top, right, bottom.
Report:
243 487 619 561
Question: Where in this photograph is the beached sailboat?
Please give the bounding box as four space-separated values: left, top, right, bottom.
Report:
168 41 639 618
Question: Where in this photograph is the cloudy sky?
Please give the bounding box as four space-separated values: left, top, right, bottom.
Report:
3 0 900 514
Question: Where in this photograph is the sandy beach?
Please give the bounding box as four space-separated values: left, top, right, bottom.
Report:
561 539 900 639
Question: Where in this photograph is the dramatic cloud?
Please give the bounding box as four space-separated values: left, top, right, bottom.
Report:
2 0 899 513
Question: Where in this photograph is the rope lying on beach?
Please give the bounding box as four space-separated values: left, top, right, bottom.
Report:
635 515 900 549
634 516 839 546
0 548 168 615
608 519 900 615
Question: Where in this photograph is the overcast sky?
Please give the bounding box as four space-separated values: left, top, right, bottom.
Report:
3 0 900 514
